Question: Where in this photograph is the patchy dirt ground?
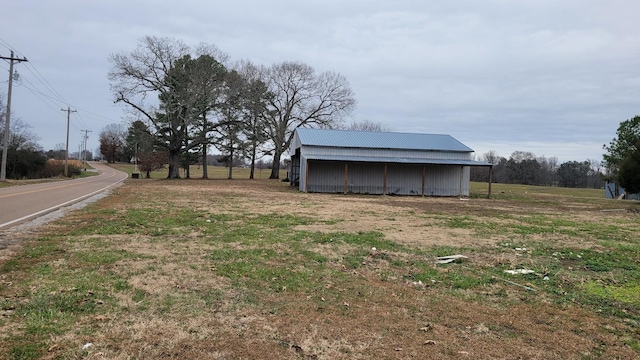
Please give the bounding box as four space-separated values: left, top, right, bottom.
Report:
1 178 639 359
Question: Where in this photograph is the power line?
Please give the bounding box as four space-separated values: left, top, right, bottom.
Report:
71 111 89 131
20 82 68 113
0 41 111 153
0 39 69 106
0 42 92 154
74 106 117 123
22 63 69 105
0 39 19 54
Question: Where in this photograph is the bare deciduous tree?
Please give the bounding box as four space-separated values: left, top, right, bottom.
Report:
343 119 391 132
264 61 355 179
108 36 226 178
482 150 500 165
99 123 127 163
0 116 40 152
537 155 558 186
509 151 536 163
109 36 190 177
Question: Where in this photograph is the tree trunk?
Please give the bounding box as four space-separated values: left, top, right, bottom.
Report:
167 150 181 178
202 144 208 178
249 143 256 179
228 147 233 179
269 151 281 179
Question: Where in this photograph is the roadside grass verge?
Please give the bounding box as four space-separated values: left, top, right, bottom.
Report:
0 179 638 358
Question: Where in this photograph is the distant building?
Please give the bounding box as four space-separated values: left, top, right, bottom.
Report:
288 128 490 196
605 181 640 200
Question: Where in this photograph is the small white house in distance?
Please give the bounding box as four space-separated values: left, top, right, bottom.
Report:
288 128 491 196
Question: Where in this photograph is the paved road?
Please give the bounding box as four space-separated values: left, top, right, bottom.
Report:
0 162 128 229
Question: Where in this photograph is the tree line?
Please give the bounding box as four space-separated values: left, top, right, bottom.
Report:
103 36 355 179
470 150 604 188
0 97 85 179
471 115 639 193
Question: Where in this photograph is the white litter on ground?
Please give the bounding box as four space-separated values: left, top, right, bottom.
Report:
436 254 468 264
504 269 535 275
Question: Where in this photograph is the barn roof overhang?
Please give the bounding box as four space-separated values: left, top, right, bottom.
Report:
303 154 492 167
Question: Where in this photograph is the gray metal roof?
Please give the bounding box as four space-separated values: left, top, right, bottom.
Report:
295 128 474 152
304 154 491 166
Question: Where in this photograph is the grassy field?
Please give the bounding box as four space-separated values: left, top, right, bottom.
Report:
0 173 639 359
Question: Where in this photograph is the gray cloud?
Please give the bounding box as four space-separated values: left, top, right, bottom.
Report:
1 0 638 162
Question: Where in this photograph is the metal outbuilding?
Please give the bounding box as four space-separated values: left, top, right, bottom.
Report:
605 181 640 200
288 128 492 196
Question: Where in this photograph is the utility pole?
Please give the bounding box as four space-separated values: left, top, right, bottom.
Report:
0 51 28 181
81 129 92 169
61 106 77 177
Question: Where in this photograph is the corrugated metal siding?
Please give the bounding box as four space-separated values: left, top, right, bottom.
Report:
347 163 385 194
424 165 455 196
605 182 617 199
387 164 423 195
463 166 470 196
303 161 471 196
298 155 307 192
306 160 344 193
290 131 302 154
605 181 640 200
422 165 469 196
305 161 387 194
302 145 473 161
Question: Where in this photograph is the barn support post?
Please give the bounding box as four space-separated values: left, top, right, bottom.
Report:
383 164 388 195
344 163 348 194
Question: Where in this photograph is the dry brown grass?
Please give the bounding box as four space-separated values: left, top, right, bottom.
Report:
0 178 639 359
47 159 84 168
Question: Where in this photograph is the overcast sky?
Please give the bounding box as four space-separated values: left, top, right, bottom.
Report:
1 1 639 163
